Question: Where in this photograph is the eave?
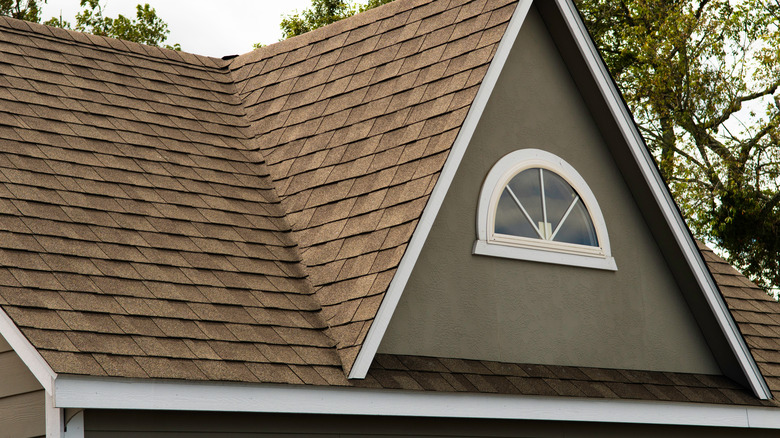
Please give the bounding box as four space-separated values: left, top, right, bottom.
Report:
51 375 780 429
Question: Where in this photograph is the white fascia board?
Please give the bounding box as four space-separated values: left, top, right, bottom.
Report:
551 0 771 399
54 375 780 429
348 0 535 380
0 306 56 393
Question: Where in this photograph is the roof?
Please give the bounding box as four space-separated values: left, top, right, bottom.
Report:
228 0 516 371
0 14 341 383
360 354 774 407
699 243 780 393
0 0 515 384
0 0 779 412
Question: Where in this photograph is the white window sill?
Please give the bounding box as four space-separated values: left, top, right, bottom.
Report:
473 239 618 271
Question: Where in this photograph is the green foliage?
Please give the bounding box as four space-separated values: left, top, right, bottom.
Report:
578 0 780 291
711 186 780 290
278 0 394 40
1 0 180 50
0 0 43 22
43 14 70 29
74 0 179 50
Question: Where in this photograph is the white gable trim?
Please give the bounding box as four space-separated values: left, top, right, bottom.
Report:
551 0 770 400
0 306 56 393
54 375 780 429
348 0 535 379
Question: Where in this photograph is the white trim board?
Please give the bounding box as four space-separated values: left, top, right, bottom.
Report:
46 390 64 438
348 0 535 380
473 240 617 270
53 375 780 429
551 0 770 400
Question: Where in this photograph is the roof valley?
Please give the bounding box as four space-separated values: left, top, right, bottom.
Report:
218 60 347 373
225 0 520 373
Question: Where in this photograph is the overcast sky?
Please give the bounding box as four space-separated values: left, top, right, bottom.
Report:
41 0 315 58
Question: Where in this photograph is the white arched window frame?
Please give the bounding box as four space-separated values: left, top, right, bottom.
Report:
473 149 617 271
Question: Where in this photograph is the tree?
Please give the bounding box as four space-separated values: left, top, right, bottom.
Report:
71 0 179 49
0 0 43 22
279 0 394 39
577 0 780 292
1 0 179 50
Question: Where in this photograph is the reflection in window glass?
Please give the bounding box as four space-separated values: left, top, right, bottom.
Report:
494 168 598 247
495 189 537 238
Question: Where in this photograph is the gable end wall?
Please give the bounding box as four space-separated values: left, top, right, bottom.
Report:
377 5 720 375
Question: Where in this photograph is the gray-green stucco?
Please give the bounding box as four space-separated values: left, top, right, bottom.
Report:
377 5 721 374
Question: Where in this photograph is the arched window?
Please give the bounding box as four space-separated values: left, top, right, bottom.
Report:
474 149 616 270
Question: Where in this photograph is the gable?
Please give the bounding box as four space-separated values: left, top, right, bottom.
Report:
377 4 720 374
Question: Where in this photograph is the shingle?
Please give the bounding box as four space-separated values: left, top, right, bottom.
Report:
134 356 208 380
39 350 107 376
246 363 305 384
92 354 148 378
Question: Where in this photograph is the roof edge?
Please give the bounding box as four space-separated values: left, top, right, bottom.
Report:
227 0 415 70
0 15 225 69
347 0 534 379
548 0 771 399
0 306 56 393
53 374 780 428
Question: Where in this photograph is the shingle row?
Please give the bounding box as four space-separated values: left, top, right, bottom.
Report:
699 243 780 397
230 0 517 372
358 354 774 406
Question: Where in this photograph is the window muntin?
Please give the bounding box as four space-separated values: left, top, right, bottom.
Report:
474 149 616 271
495 168 598 246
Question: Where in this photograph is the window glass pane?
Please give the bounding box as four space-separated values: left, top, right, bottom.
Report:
553 198 598 246
542 170 578 231
495 188 537 238
506 168 542 224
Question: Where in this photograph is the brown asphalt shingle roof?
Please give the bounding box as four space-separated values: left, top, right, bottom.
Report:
229 0 517 371
0 15 342 384
357 354 777 407
698 242 780 396
1 0 780 409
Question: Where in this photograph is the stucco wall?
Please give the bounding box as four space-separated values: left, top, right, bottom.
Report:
377 5 720 374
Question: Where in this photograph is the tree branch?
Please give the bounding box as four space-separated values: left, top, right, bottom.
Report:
704 80 780 130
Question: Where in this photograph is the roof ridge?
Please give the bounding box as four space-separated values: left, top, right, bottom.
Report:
228 0 428 69
0 14 226 70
